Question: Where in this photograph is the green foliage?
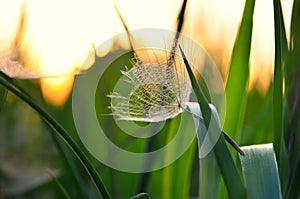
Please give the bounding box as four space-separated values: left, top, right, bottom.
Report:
223 0 255 140
0 72 110 199
0 0 299 198
181 48 245 199
239 144 282 199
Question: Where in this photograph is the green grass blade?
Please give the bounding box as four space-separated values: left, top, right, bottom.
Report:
223 0 255 139
0 85 7 111
273 0 289 194
0 72 111 199
187 102 220 199
180 47 245 199
272 0 288 161
239 144 282 199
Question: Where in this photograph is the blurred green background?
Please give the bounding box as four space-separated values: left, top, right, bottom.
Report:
0 0 300 198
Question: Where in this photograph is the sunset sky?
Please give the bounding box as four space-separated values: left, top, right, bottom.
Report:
0 0 294 105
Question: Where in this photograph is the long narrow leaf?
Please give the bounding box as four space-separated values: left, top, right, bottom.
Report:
272 0 289 194
0 72 111 199
187 102 220 199
272 0 288 162
239 144 282 199
180 47 245 199
223 0 255 140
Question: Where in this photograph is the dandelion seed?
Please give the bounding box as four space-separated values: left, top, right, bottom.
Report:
109 48 192 122
108 29 244 155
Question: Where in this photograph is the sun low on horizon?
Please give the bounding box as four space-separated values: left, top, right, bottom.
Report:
0 0 294 106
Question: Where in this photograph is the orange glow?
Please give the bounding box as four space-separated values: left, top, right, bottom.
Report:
0 0 294 105
22 0 124 105
0 0 184 105
40 76 74 106
11 0 182 105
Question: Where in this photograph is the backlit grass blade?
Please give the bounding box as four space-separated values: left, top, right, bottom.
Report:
272 0 289 194
0 71 111 199
272 0 288 161
180 47 245 199
223 0 255 140
239 144 282 199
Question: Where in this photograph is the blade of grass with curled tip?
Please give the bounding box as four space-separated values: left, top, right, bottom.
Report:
187 102 220 199
223 0 255 140
179 47 245 199
239 144 282 199
0 72 111 199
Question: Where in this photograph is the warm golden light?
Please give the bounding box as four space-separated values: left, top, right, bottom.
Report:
40 76 74 106
0 0 23 52
25 0 181 105
0 0 294 105
185 0 293 94
14 0 123 105
114 0 183 29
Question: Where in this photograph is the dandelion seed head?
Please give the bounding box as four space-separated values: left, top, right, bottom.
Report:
110 48 192 122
